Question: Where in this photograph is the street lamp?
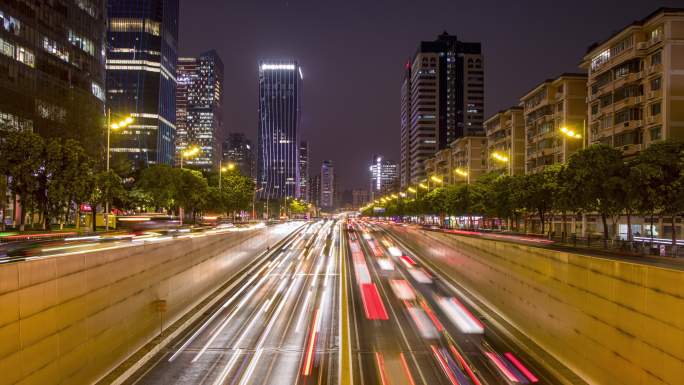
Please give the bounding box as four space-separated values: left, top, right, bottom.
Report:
180 146 200 169
418 183 428 190
179 146 200 226
560 121 587 237
490 151 511 175
105 110 134 231
560 126 582 139
454 168 469 184
430 175 443 185
218 161 235 190
252 187 264 221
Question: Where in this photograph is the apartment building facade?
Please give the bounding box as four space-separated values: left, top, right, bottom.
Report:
484 106 526 175
581 8 684 155
521 73 587 174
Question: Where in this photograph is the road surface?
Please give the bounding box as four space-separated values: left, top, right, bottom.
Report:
129 220 341 385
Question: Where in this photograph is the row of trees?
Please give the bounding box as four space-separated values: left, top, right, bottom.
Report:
363 141 684 246
0 130 255 231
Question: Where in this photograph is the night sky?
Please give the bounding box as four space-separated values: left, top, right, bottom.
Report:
180 0 681 191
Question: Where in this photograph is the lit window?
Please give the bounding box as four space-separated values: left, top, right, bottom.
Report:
0 37 15 58
650 27 663 43
16 46 34 67
591 49 610 71
68 30 94 56
0 11 20 35
91 82 105 102
43 37 69 62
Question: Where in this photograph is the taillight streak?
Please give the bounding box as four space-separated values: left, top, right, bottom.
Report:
504 352 539 383
302 308 321 376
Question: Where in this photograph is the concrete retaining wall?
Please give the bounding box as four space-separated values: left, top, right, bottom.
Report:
388 226 684 385
0 223 301 385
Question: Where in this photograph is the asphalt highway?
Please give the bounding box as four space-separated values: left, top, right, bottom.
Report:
345 220 558 385
130 220 341 385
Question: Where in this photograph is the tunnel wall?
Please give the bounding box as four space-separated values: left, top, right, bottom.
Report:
0 223 301 385
387 225 684 385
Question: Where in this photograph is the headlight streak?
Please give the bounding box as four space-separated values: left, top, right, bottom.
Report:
168 262 270 362
191 246 290 363
211 242 304 385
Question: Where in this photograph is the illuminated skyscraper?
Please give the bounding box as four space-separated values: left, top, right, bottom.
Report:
320 160 335 210
299 141 310 201
106 0 179 168
369 155 399 200
257 60 302 199
175 50 223 171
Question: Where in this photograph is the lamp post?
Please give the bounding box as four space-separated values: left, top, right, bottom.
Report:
218 162 235 191
454 168 469 184
560 121 587 236
179 146 200 226
490 151 511 175
105 109 133 231
253 187 263 221
430 175 443 187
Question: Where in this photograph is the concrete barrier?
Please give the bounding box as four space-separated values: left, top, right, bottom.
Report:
0 223 301 385
387 225 684 385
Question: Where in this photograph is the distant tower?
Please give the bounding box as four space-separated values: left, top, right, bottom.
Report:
320 160 335 210
257 60 303 200
222 133 255 178
369 154 399 200
299 141 310 201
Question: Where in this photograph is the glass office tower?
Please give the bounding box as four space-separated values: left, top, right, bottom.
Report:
106 0 179 168
176 50 223 171
257 60 302 199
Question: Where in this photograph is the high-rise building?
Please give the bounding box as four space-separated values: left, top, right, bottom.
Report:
222 133 254 178
299 141 310 201
484 107 526 175
369 155 399 200
580 8 684 155
400 61 412 189
106 0 179 168
521 73 587 174
257 60 302 199
352 189 370 209
0 2 106 141
320 160 334 210
175 50 223 171
309 174 321 208
401 32 484 187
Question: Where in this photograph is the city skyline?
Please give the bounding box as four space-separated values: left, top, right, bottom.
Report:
178 0 682 190
3 4 684 385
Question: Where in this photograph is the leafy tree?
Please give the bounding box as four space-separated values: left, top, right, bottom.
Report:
520 166 559 235
221 170 255 216
0 175 6 231
486 174 518 230
563 145 626 242
136 165 178 212
633 141 684 246
0 131 44 231
288 198 309 215
175 169 208 222
94 169 126 215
